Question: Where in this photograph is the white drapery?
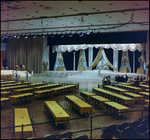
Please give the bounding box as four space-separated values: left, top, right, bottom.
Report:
52 43 144 53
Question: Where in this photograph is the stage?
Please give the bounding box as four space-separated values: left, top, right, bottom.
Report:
1 69 146 81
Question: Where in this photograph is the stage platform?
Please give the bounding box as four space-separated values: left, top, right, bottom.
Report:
1 69 146 81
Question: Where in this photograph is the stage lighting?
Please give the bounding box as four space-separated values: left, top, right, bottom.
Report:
69 32 73 37
61 33 64 38
33 34 36 38
51 33 54 38
13 35 16 38
41 34 45 38
79 32 83 37
9 35 12 39
25 35 28 39
86 31 90 35
16 35 20 39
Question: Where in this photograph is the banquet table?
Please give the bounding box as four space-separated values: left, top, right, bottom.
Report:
1 85 29 92
1 91 11 97
103 101 130 117
1 81 16 85
13 88 33 95
29 83 45 88
65 95 94 115
138 92 149 99
139 84 150 91
103 85 128 94
90 95 110 109
9 93 34 104
92 88 134 106
80 91 96 100
116 84 142 92
13 108 34 139
44 101 70 126
1 97 10 107
34 83 61 91
122 92 143 103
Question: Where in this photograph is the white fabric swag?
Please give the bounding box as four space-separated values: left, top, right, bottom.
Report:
52 43 144 53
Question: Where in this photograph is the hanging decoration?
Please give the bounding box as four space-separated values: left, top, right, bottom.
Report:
90 48 116 70
119 51 131 73
136 50 146 74
77 49 88 71
52 43 144 53
53 51 66 71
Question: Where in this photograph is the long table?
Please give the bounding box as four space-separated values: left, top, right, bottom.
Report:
116 84 142 92
34 83 61 91
139 84 150 91
103 85 128 94
1 91 11 97
1 85 29 92
13 88 33 95
65 95 94 115
138 92 149 99
9 93 34 104
1 81 16 85
80 91 96 100
29 83 45 88
34 85 77 99
1 98 10 107
44 101 70 126
92 88 134 106
122 92 143 102
90 95 110 109
14 108 34 139
103 101 130 117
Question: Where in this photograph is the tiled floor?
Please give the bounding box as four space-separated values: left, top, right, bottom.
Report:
1 76 149 139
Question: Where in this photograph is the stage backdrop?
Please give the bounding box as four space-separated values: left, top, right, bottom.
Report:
48 31 147 72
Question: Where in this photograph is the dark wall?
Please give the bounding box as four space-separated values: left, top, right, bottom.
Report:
47 31 147 71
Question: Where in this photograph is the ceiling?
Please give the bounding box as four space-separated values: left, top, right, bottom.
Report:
1 1 149 36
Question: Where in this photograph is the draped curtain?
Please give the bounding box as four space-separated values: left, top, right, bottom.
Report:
52 43 144 53
7 36 43 73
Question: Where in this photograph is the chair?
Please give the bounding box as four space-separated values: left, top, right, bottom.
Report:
57 131 72 139
119 126 135 139
114 122 129 138
129 120 140 128
27 137 38 139
100 124 116 139
74 135 88 139
139 119 149 126
44 134 57 139
133 124 148 139
142 129 149 139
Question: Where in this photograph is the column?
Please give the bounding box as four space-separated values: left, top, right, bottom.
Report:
88 47 93 67
73 52 76 71
133 51 135 73
42 36 49 73
113 49 118 72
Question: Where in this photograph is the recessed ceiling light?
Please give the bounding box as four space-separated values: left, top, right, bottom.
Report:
135 4 139 5
93 8 96 10
69 8 72 9
109 3 113 5
33 2 36 4
62 13 65 15
22 7 26 9
39 5 43 7
35 11 38 13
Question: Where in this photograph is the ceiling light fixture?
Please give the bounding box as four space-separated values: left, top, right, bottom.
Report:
13 34 16 38
69 32 73 37
61 33 64 38
33 34 36 38
79 31 83 37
